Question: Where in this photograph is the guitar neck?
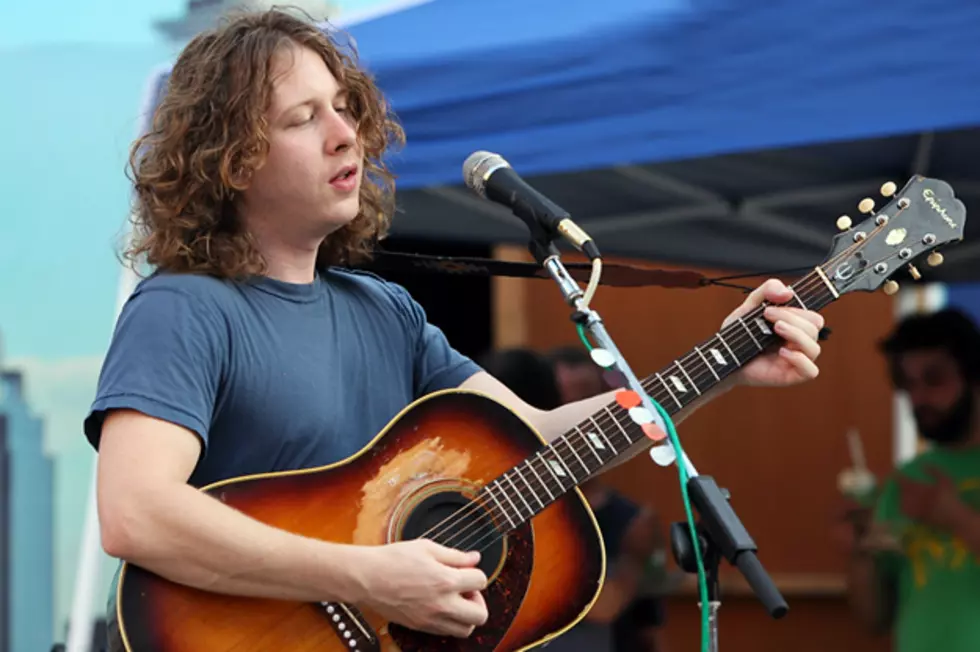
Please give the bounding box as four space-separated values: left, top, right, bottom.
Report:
472 268 839 537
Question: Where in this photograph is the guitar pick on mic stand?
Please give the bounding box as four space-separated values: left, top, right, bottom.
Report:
526 226 788 652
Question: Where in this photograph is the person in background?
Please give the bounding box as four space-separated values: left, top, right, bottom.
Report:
478 347 669 652
843 308 980 652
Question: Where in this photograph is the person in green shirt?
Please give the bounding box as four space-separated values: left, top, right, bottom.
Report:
845 308 980 652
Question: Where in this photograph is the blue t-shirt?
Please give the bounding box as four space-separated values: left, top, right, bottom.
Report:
84 267 481 488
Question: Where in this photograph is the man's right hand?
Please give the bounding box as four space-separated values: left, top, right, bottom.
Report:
354 539 489 638
856 522 902 554
833 503 901 555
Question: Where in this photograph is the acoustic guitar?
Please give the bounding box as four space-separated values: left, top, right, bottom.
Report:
111 177 966 651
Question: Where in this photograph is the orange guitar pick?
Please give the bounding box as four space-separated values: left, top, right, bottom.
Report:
615 390 641 410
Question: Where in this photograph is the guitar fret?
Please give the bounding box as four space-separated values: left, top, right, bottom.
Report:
588 416 619 455
730 320 763 363
485 484 516 530
717 332 740 365
655 373 684 409
512 465 545 509
604 408 637 447
504 474 534 516
552 441 582 482
790 288 808 309
675 360 701 396
523 458 554 502
494 479 525 523
737 317 762 350
694 346 720 380
577 426 606 464
602 407 635 448
560 435 592 477
539 451 570 488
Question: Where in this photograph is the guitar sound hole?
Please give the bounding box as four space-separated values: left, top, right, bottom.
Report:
400 491 506 580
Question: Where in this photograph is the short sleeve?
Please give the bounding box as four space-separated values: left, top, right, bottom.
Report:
83 285 227 453
385 282 481 396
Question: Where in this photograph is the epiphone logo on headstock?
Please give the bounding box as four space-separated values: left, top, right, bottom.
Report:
922 188 958 229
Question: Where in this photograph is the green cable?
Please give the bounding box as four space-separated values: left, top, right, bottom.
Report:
650 397 710 652
575 324 709 652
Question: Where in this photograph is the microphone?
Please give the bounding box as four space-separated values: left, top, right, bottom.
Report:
462 151 601 260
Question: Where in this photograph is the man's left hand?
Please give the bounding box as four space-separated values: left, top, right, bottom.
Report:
722 279 825 388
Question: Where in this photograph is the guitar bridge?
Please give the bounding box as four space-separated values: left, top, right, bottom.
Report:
318 601 379 650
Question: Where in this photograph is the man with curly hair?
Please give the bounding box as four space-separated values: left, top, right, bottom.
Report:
85 8 825 646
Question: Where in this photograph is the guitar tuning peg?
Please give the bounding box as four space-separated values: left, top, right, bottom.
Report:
880 181 898 197
908 264 922 281
836 215 852 231
928 252 944 267
858 198 876 214
883 280 900 296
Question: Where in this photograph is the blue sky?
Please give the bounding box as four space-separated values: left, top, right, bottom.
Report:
0 0 184 48
0 0 397 48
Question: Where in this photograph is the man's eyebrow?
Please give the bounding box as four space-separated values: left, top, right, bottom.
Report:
277 98 314 118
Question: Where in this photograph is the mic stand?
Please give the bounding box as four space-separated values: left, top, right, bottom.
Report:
670 518 721 652
528 233 788 652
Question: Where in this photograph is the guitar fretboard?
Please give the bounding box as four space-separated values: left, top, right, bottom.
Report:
433 269 837 551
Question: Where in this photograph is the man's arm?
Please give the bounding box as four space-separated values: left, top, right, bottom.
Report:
842 479 901 634
97 409 368 602
845 529 899 633
459 371 730 468
99 410 490 636
946 502 980 556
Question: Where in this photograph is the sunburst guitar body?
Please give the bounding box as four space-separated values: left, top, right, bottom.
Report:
112 390 606 652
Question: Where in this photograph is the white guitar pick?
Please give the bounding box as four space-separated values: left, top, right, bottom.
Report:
589 348 615 368
649 444 676 466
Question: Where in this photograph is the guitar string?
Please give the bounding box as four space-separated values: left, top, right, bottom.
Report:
416 216 897 553
426 271 838 553
447 273 838 554
446 216 905 554
423 271 836 552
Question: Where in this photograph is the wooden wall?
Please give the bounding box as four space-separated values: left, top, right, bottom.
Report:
491 245 898 651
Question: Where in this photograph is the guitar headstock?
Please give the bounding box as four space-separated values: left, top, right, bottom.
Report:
821 177 966 296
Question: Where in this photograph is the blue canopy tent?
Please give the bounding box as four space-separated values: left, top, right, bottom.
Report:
138 0 980 281
340 0 980 283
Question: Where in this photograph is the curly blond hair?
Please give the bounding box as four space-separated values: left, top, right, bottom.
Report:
124 8 405 278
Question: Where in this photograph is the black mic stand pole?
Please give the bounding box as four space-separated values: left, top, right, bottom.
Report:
526 227 788 652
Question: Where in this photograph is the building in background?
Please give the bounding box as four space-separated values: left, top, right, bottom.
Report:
0 361 54 652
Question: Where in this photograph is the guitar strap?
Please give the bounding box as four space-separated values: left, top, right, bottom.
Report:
357 249 833 340
356 249 712 290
